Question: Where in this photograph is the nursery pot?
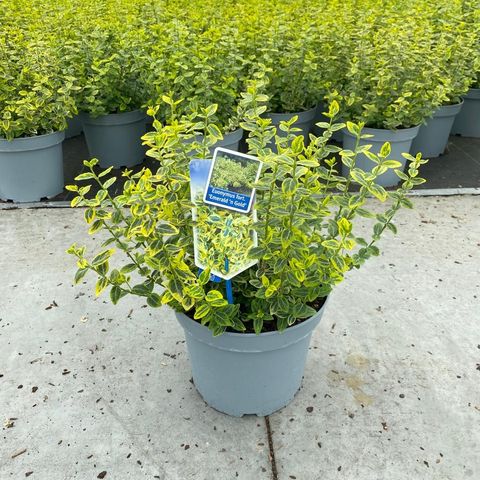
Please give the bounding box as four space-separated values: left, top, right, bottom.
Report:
451 88 480 138
265 107 317 152
410 101 464 158
0 131 65 202
83 110 147 168
176 300 327 417
268 106 317 138
186 127 244 155
213 127 244 152
65 113 84 139
342 125 420 187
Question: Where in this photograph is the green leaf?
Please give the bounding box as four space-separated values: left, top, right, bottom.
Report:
346 121 360 136
368 184 388 202
75 172 95 181
282 178 297 194
84 208 96 224
206 290 228 307
95 277 109 296
132 283 153 296
253 317 263 334
194 304 211 319
92 249 114 266
382 160 402 169
147 293 162 308
110 286 126 305
157 223 179 235
185 284 204 299
103 177 116 189
74 268 89 284
120 263 137 274
291 135 304 154
322 239 339 249
379 142 391 158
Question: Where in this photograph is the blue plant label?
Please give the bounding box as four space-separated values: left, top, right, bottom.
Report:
189 156 259 281
203 147 262 214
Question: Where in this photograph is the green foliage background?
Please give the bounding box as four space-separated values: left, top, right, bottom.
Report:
1 0 479 138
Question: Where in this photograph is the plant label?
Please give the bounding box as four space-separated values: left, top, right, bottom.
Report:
203 147 262 214
190 158 259 280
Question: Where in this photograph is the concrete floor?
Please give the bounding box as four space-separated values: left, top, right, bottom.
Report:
0 196 479 479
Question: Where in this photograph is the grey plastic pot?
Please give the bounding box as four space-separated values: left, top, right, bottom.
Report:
212 127 244 153
451 88 480 138
266 107 317 152
0 131 65 202
83 110 147 168
342 125 420 187
176 299 327 417
186 127 244 155
65 113 84 139
410 101 463 158
268 106 317 136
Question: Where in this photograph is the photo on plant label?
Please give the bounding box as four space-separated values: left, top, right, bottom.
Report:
190 158 258 280
203 147 262 214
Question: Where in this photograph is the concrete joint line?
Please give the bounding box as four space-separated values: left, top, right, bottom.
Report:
265 416 278 480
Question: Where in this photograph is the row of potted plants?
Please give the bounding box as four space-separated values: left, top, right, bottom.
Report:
1 0 479 200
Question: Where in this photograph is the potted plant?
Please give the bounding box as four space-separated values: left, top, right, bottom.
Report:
339 15 444 186
79 27 150 168
451 5 480 138
0 34 77 202
67 86 427 417
411 16 477 156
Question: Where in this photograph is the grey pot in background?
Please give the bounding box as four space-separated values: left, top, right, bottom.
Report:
451 88 480 138
213 127 244 152
266 107 317 151
186 127 244 156
83 110 147 168
410 101 463 158
176 300 328 417
342 125 420 187
64 113 84 139
0 131 65 202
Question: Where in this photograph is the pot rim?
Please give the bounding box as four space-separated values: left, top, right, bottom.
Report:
342 124 420 142
463 88 480 100
84 109 147 126
0 130 65 152
432 99 464 117
266 105 318 123
176 297 328 353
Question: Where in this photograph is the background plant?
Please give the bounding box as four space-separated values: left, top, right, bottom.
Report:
2 0 479 132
